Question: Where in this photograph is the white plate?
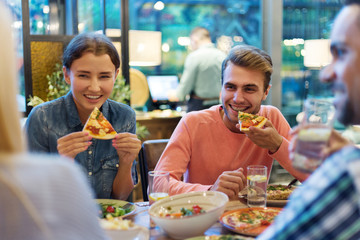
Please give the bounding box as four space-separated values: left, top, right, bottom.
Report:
266 184 297 207
238 185 296 208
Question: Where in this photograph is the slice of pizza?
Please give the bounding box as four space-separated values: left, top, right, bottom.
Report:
238 111 267 132
83 107 117 140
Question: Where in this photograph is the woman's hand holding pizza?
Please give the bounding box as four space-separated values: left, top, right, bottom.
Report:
238 120 283 153
57 132 92 159
209 168 246 200
112 132 141 165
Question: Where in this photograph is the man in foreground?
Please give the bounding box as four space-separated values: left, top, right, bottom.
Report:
259 1 360 239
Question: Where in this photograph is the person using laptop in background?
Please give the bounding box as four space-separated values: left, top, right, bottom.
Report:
169 27 226 112
155 44 308 200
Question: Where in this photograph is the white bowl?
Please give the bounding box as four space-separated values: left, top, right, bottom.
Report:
149 191 229 239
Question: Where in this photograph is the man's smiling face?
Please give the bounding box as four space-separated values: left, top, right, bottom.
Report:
221 62 270 132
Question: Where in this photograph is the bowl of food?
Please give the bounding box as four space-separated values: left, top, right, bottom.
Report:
149 191 229 239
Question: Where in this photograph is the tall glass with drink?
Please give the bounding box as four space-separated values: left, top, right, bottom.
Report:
148 170 169 205
247 165 267 208
292 99 335 172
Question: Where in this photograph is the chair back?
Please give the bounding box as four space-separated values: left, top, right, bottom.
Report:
138 139 169 201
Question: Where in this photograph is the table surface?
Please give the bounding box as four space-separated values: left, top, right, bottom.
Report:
126 200 255 240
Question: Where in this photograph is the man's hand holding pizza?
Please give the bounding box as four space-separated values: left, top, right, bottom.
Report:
241 120 283 154
57 132 92 159
237 112 283 154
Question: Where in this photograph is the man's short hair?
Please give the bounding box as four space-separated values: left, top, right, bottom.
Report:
190 27 211 40
221 45 273 91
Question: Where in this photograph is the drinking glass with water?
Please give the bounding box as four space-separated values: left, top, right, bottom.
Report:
292 99 335 173
247 165 267 208
148 171 169 205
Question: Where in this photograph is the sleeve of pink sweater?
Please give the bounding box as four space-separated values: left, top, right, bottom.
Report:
154 117 211 195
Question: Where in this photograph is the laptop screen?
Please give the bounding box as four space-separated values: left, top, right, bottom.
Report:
147 75 179 102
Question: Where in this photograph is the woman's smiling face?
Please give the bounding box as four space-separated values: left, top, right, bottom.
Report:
221 62 270 132
64 52 118 122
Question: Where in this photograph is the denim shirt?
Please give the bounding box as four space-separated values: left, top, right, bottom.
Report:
25 92 138 199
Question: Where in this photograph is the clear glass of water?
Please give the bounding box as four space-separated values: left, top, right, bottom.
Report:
292 99 335 173
148 171 169 205
247 165 267 208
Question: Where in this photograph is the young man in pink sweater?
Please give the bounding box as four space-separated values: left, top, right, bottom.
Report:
154 45 307 200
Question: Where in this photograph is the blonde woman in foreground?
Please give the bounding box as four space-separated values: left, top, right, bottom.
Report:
0 4 108 240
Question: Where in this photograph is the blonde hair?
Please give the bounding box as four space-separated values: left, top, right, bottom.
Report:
0 4 52 239
0 4 25 153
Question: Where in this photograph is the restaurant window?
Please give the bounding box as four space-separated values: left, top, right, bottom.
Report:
281 0 342 126
129 1 262 76
30 0 49 34
5 0 25 112
78 0 102 33
105 0 121 34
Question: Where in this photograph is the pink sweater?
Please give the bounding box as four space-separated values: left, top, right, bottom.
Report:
154 105 307 195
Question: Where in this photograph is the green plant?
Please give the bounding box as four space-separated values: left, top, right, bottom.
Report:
110 75 131 104
46 63 69 101
28 63 149 140
136 122 150 140
28 63 68 106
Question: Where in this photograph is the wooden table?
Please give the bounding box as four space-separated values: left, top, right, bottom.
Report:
126 200 254 240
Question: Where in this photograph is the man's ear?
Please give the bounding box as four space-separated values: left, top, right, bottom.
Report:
63 66 71 85
262 84 272 101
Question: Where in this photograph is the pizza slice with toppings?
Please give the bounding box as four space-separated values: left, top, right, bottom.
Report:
238 111 267 132
83 107 117 140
